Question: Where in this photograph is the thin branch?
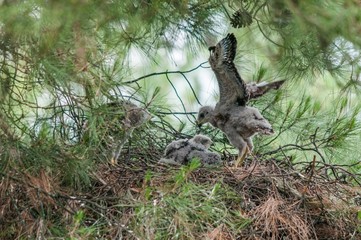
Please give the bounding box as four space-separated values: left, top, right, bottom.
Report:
124 61 208 84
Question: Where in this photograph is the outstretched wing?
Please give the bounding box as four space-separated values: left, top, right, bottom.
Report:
209 33 249 111
247 79 285 99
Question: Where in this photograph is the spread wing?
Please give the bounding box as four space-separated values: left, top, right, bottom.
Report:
209 33 249 111
247 80 285 99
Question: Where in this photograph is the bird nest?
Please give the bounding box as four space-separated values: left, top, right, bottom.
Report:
1 155 360 239
92 157 361 239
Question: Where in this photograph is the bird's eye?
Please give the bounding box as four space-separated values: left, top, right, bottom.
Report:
199 113 205 118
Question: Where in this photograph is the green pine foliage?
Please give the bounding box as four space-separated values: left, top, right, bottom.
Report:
0 0 361 238
132 164 248 239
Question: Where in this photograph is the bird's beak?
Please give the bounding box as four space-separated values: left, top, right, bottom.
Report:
208 46 216 52
196 120 203 128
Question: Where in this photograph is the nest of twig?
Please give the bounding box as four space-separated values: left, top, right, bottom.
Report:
234 159 361 239
91 156 361 239
1 155 360 239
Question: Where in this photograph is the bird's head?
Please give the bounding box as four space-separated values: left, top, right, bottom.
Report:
196 106 214 127
191 134 213 149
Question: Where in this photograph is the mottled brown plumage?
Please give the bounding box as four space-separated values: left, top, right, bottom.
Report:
246 80 285 99
197 105 273 166
208 33 285 108
198 34 278 166
209 33 249 113
111 101 151 165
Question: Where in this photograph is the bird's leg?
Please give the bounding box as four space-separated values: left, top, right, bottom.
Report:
110 143 122 166
225 133 248 167
234 144 249 167
245 138 254 153
110 129 133 165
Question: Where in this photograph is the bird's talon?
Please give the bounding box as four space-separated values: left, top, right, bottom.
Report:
110 157 117 166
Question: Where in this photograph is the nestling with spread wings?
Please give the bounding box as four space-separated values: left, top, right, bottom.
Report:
197 33 279 167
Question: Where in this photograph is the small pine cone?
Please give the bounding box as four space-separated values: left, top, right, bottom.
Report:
231 9 253 28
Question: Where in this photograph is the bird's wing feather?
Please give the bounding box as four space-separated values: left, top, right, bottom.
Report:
247 79 285 99
209 33 249 111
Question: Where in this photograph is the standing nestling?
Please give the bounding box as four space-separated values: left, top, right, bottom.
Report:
197 33 277 166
